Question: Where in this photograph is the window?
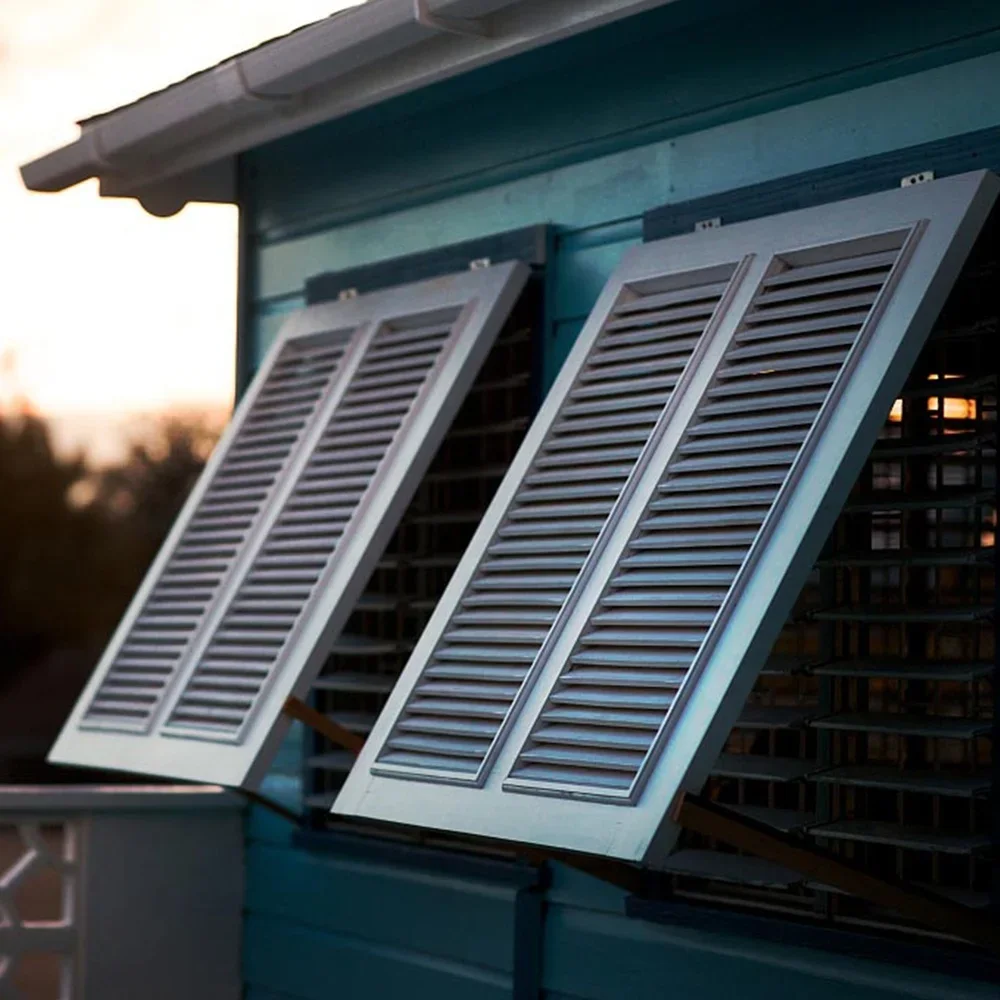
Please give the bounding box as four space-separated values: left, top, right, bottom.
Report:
337 172 997 887
51 167 996 945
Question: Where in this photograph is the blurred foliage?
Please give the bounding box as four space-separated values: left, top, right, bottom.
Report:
0 409 220 779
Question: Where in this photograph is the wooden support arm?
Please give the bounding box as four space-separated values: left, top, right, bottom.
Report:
237 697 367 825
283 695 366 753
672 791 1000 955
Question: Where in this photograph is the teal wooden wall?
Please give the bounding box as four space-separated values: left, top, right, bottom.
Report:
240 0 1000 996
244 812 525 999
244 811 996 1000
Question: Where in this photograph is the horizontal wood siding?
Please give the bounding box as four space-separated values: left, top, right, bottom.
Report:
248 0 1000 242
248 46 1000 381
242 1 1000 996
244 809 996 1000
244 809 521 999
539 866 998 1000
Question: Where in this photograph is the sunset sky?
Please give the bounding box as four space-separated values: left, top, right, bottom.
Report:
1 1 357 462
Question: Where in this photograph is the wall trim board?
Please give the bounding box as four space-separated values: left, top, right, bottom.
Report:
235 155 258 401
627 898 1000 990
643 124 1000 239
305 225 551 303
293 828 542 889
293 826 546 995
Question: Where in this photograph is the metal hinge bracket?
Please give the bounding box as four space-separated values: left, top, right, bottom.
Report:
337 288 359 301
469 257 492 270
695 217 722 232
901 170 935 187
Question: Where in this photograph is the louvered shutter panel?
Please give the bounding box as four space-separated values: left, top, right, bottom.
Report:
337 171 998 863
371 263 747 782
50 262 529 787
506 232 912 800
81 325 364 733
165 310 465 739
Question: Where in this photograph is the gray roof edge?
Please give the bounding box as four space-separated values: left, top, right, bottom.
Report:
19 0 677 209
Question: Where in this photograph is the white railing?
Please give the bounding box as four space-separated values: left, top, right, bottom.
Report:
0 786 243 1000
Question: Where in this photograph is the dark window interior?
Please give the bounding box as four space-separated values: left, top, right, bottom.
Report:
304 283 540 823
666 204 997 940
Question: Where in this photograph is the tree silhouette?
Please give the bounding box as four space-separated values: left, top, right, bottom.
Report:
94 412 219 576
0 409 221 781
0 413 100 665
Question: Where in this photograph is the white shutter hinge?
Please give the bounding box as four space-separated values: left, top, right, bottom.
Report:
338 288 359 301
413 0 490 37
695 217 722 232
901 170 935 187
469 257 492 270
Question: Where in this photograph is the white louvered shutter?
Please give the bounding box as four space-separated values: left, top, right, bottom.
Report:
50 262 529 787
370 261 748 782
336 171 998 863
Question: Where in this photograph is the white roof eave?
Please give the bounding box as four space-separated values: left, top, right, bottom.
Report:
19 0 680 215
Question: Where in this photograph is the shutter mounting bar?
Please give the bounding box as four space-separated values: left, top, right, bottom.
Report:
901 170 935 187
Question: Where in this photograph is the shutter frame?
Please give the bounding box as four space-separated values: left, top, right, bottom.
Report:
336 170 998 864
49 262 530 788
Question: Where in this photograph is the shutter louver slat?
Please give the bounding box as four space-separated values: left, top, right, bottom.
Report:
374 267 740 779
508 235 907 797
82 331 355 731
164 313 457 738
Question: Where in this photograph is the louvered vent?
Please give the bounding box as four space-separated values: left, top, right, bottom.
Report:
375 267 739 778
82 332 354 731
164 310 460 737
511 236 908 796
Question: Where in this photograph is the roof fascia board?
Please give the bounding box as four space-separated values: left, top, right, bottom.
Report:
20 0 679 211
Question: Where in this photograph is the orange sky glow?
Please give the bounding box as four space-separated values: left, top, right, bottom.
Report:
1 1 358 462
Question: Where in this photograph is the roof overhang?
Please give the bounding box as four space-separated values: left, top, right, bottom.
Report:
20 0 681 216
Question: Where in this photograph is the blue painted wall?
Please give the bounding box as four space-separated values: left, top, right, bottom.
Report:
240 0 1000 995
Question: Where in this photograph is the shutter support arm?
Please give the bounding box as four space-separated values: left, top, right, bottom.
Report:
284 696 366 754
233 697 368 827
668 792 1000 955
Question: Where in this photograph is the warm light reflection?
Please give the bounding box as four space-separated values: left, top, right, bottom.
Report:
929 396 977 419
891 375 979 423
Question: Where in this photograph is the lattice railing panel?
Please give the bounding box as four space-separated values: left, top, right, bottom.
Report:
0 820 79 999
